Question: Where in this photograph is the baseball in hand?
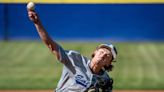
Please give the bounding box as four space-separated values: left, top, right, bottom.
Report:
27 2 35 10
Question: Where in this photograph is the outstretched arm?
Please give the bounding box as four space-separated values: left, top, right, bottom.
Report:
28 10 60 60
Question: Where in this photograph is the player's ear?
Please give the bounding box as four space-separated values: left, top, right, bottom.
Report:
91 50 97 58
91 52 95 58
91 53 95 58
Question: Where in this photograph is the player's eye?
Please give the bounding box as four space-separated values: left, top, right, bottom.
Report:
99 50 104 54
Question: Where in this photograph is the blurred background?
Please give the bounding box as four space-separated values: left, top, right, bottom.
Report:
0 0 164 90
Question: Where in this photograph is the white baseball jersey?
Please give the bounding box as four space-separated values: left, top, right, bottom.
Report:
55 44 113 92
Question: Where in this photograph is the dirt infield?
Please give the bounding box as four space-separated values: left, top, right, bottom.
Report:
0 90 164 92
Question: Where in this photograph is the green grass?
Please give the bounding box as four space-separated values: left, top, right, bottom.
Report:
0 41 164 90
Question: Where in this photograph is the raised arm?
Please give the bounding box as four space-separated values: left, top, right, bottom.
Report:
28 10 60 60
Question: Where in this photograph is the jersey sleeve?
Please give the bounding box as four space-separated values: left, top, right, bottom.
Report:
56 44 77 74
57 44 88 75
57 44 70 63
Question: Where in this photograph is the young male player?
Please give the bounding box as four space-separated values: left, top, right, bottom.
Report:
28 9 117 92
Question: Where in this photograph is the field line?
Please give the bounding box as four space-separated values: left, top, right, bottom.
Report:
138 44 160 83
15 43 35 63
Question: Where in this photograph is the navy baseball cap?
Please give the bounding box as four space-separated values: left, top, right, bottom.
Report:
98 43 117 61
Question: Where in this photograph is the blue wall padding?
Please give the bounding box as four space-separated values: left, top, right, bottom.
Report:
0 4 164 41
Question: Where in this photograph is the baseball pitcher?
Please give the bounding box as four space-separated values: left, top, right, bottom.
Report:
28 9 117 92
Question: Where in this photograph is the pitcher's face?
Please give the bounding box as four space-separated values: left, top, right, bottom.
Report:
92 48 113 68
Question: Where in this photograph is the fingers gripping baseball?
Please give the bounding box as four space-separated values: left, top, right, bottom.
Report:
28 10 39 23
27 2 39 23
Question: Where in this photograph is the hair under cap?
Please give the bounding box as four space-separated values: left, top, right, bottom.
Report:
98 43 117 61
